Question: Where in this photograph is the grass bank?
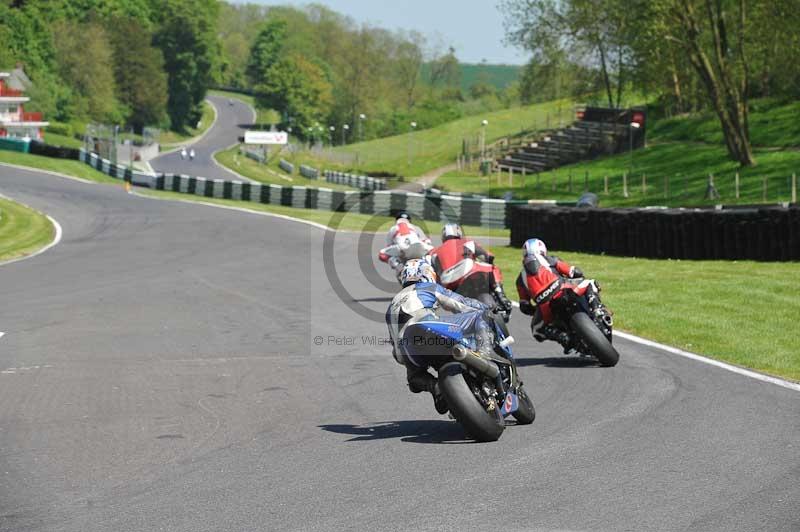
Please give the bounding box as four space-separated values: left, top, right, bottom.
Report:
0 151 121 184
489 246 799 381
437 98 800 207
213 145 356 191
0 196 55 262
160 100 216 148
290 98 575 178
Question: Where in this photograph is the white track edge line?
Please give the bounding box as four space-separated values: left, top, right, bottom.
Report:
510 301 798 392
613 331 800 392
0 202 63 267
0 162 95 184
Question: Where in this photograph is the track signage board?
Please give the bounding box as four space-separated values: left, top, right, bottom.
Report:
244 131 288 145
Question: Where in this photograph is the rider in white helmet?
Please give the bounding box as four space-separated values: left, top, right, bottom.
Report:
379 212 432 277
516 238 605 353
386 259 489 413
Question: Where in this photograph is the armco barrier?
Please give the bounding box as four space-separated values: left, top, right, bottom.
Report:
299 164 319 179
279 159 294 174
324 170 386 191
510 204 800 261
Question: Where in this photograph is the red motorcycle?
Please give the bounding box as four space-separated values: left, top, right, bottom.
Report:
429 238 511 320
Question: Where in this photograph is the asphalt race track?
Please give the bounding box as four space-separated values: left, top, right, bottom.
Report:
1 107 798 531
150 95 256 181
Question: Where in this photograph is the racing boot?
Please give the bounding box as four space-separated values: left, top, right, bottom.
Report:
540 324 574 354
406 366 448 414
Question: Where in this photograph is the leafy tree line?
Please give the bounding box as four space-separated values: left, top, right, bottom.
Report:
501 0 800 166
218 3 520 142
0 0 217 133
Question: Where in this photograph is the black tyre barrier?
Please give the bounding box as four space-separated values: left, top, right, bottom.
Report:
510 205 800 261
29 141 80 160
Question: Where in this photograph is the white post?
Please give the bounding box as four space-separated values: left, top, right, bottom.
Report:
792 173 797 203
604 175 609 195
623 172 629 198
508 166 513 187
735 172 740 199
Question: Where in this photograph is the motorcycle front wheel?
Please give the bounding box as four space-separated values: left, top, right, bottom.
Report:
438 363 505 442
570 312 619 367
512 385 536 424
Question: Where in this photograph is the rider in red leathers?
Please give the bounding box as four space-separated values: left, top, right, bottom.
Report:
428 223 512 314
515 238 606 353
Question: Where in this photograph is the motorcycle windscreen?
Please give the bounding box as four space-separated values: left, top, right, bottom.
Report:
401 320 464 367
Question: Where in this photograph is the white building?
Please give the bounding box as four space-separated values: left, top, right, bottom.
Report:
0 71 49 141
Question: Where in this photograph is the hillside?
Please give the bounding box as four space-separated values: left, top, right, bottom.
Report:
435 98 800 207
280 97 574 178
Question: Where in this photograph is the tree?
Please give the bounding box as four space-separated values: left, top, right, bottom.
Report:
154 0 219 131
246 19 287 86
108 16 168 131
429 46 461 88
253 53 333 135
394 31 425 109
52 19 119 122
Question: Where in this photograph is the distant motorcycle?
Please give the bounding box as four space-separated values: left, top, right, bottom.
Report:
402 311 535 442
188 148 195 161
378 231 432 283
548 277 619 366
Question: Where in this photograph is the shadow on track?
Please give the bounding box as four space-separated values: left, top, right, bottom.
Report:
514 356 600 368
319 420 475 444
349 297 395 303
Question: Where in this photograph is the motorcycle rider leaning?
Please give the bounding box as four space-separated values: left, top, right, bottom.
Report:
378 212 431 274
428 223 513 313
515 238 606 353
385 259 491 414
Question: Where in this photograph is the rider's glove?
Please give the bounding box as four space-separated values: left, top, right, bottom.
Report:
519 300 534 316
571 267 584 278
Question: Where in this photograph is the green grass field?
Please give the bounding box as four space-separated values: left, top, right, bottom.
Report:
294 98 575 178
437 99 800 206
489 246 800 381
0 196 55 262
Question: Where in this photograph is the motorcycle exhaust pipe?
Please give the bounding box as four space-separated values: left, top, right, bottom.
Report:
452 344 500 379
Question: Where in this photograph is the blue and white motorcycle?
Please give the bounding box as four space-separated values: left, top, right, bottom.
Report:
402 311 535 442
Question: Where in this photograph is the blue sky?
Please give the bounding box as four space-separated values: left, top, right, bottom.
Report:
231 0 528 65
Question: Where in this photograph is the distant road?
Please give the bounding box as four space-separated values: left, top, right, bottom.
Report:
150 95 255 181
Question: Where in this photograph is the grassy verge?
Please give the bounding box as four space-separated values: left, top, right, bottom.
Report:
489 246 799 381
0 150 123 185
208 89 281 125
0 196 55 262
160 101 216 148
294 98 575 178
213 144 357 191
437 144 800 207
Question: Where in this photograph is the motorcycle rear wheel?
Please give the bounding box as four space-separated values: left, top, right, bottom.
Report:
570 312 620 367
438 363 505 442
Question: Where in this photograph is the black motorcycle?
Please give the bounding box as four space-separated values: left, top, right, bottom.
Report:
402 311 535 442
548 279 619 367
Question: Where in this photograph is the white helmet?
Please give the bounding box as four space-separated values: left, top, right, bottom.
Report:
399 259 437 286
522 238 547 258
441 223 463 242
